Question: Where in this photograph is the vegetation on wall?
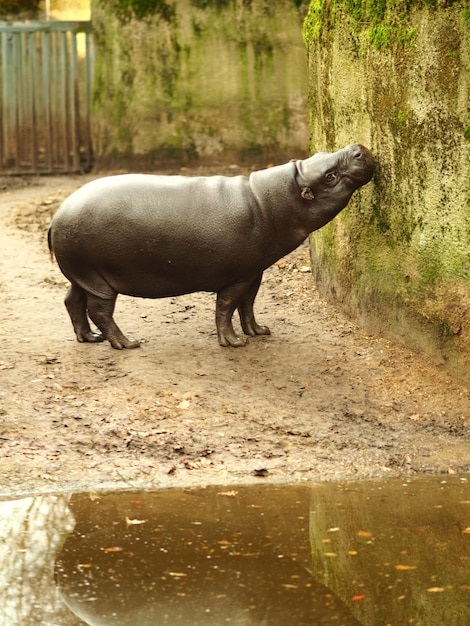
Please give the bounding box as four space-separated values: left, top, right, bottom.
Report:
98 0 176 21
91 0 308 165
304 0 465 50
0 0 41 15
99 0 311 21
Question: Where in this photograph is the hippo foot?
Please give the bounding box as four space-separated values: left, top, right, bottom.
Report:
109 337 141 350
77 330 105 343
245 324 271 337
218 333 248 348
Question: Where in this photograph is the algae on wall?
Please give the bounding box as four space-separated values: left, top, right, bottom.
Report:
91 0 309 167
304 0 470 381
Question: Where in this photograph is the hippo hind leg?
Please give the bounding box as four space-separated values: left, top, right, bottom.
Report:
85 292 140 350
216 274 270 348
65 284 105 344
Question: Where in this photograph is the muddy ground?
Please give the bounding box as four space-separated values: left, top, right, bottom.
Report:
0 168 469 499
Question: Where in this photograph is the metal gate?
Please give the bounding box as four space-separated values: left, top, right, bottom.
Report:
0 20 93 174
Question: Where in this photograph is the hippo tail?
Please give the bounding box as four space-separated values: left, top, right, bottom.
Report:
47 226 55 262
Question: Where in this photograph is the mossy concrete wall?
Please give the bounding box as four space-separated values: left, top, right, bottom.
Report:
90 0 309 167
304 1 470 383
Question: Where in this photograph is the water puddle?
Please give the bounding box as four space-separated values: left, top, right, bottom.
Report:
0 475 469 625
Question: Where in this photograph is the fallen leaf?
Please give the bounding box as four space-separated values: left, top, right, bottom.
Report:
394 564 417 571
357 530 373 538
426 587 445 593
177 399 191 410
125 516 147 527
352 595 365 601
103 546 123 553
184 457 213 470
462 527 470 535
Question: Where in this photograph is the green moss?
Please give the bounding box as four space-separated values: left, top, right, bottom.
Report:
368 24 392 49
397 25 418 46
395 108 410 125
303 0 455 50
369 201 391 233
464 125 470 141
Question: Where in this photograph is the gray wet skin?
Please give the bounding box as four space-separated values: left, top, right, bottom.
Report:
48 144 374 349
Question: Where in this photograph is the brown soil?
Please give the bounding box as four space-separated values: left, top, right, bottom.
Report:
0 169 469 499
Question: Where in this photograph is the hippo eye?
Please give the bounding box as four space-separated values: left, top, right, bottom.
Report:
326 171 337 183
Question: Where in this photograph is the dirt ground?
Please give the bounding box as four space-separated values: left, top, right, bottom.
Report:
0 167 469 499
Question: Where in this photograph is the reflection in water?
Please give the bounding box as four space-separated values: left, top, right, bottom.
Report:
0 476 468 625
55 486 357 625
310 476 470 626
0 496 76 625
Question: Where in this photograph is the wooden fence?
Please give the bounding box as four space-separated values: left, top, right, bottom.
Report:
0 20 93 174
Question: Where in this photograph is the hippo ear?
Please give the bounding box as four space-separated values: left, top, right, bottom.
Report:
300 187 315 201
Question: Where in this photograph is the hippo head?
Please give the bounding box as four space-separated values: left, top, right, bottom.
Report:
295 144 375 207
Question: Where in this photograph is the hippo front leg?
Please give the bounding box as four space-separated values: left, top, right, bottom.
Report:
215 275 269 347
216 298 246 347
238 273 271 338
216 281 249 347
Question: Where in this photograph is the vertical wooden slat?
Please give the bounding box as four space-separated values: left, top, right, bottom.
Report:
84 30 93 170
19 30 31 168
42 29 53 172
49 33 57 168
69 31 79 172
12 32 20 169
13 33 24 164
1 32 8 167
59 29 68 171
17 31 24 166
29 31 38 171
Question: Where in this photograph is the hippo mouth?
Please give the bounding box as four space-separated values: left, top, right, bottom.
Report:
342 144 375 185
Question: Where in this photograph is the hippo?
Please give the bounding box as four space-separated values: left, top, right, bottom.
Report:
47 144 374 350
